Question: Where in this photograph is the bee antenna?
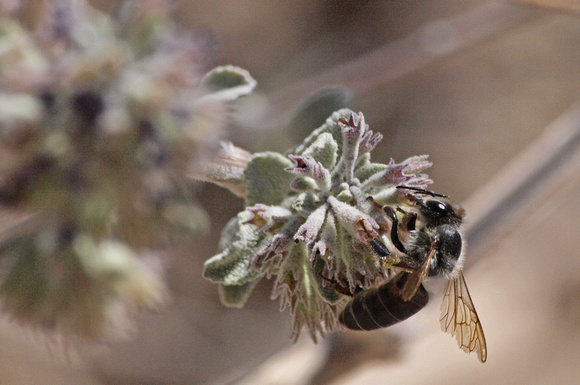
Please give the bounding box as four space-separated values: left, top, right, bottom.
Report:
396 185 449 199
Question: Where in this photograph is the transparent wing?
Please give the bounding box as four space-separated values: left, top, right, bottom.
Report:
400 243 436 301
440 271 487 363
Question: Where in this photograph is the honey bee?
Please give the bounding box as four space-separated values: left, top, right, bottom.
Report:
339 186 487 363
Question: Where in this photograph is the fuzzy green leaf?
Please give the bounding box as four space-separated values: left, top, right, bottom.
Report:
311 257 342 304
245 152 295 206
200 65 257 101
301 132 338 170
203 212 269 285
218 280 259 308
355 162 388 183
291 191 319 218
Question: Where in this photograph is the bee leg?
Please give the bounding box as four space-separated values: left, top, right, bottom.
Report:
367 231 418 273
391 216 407 254
357 218 417 273
366 196 416 254
365 197 409 254
404 212 417 232
382 206 409 254
318 273 359 296
366 196 385 211
365 196 390 233
357 218 393 261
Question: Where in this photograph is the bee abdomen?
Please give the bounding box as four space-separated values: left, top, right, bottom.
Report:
339 275 429 331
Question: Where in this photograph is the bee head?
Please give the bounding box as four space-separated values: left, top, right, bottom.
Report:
417 198 464 228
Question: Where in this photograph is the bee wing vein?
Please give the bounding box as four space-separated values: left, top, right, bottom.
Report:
440 271 487 363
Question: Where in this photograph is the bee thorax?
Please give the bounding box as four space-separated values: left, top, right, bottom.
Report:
431 224 462 276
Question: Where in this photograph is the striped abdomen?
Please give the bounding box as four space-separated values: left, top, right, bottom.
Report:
339 273 429 330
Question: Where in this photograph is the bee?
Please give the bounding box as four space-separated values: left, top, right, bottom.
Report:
339 186 487 363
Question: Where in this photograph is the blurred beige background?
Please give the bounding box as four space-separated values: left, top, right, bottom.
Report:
2 1 580 384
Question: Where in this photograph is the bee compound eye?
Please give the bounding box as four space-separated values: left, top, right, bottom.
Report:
419 199 455 223
425 199 451 215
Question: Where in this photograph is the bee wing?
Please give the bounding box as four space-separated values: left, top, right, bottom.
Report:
400 243 436 301
440 271 487 363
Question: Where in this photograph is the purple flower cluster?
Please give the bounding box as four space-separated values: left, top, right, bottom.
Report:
205 110 434 340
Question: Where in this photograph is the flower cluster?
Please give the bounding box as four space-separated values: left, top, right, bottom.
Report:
0 0 255 340
204 110 434 340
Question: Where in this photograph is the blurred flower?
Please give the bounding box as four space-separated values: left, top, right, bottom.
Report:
0 0 255 341
204 110 434 340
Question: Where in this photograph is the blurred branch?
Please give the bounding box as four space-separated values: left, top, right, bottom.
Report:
0 210 36 244
250 1 544 130
513 0 580 13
